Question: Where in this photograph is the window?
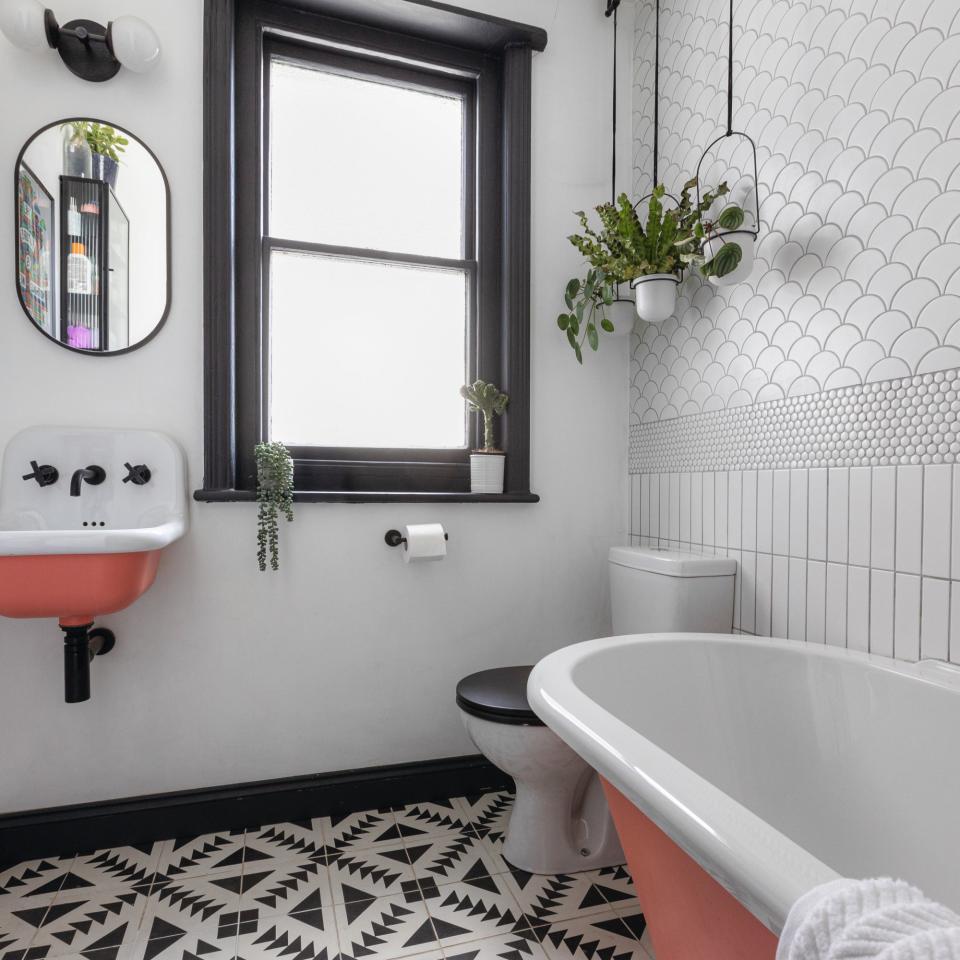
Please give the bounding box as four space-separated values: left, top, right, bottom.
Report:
200 0 546 501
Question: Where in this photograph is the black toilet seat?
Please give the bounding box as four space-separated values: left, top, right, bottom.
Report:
456 665 545 726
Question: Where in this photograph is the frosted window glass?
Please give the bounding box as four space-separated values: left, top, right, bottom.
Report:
269 251 467 448
269 59 465 258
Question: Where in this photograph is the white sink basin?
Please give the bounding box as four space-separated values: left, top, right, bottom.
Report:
0 426 187 623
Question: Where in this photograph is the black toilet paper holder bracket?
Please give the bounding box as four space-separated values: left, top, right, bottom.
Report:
384 528 449 547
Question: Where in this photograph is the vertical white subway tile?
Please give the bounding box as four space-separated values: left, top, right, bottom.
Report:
756 552 773 637
728 471 743 549
870 569 895 658
871 467 896 570
772 555 789 637
702 472 715 547
847 565 870 652
895 466 922 574
679 472 691 545
788 557 807 641
922 464 951 578
740 551 757 634
827 468 849 564
630 475 641 537
951 581 960 665
659 473 670 543
920 577 949 662
894 573 921 661
790 469 808 558
639 474 650 539
825 563 847 648
649 473 660 540
742 470 758 552
806 560 827 643
952 466 960 579
669 473 680 544
691 473 703 546
808 469 828 561
715 472 729 549
772 469 790 556
729 549 742 630
848 467 871 566
757 471 773 554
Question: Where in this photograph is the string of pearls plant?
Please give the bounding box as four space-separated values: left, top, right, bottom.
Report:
255 441 294 572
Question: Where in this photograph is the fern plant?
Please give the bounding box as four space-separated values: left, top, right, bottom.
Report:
255 442 294 572
559 179 746 362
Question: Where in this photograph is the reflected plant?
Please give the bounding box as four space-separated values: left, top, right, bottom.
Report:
62 121 129 162
255 441 294 572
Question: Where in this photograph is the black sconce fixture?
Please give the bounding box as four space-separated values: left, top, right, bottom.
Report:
0 0 160 81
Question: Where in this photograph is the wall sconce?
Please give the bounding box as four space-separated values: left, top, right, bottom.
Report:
0 0 160 81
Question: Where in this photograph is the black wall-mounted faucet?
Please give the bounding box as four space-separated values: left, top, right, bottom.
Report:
122 462 152 485
70 465 106 497
22 461 59 487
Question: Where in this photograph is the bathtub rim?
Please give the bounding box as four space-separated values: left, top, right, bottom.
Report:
528 632 960 935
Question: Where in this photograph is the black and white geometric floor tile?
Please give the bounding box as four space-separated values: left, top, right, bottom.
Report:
0 792 653 960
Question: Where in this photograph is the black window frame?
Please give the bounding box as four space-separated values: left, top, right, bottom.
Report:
199 0 546 503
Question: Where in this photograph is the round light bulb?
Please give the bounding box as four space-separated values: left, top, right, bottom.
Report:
0 0 51 51
107 15 160 73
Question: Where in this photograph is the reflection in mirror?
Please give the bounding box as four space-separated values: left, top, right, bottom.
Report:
15 118 169 354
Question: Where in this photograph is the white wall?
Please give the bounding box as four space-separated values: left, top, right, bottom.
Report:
0 0 631 813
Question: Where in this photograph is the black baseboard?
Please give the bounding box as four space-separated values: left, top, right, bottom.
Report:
0 755 511 868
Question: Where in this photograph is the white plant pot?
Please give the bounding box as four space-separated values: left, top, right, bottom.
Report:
702 230 756 286
630 274 680 323
470 452 505 494
607 298 637 336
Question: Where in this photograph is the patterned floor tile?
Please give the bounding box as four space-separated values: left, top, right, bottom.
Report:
235 857 330 917
502 869 626 928
235 905 338 960
392 802 475 842
529 911 646 960
243 821 326 863
317 810 403 854
332 892 436 960
154 833 246 881
120 926 239 960
420 873 528 950
456 795 514 843
326 846 415 905
589 867 636 910
443 929 548 960
0 904 51 954
135 887 246 952
405 833 501 887
0 857 76 911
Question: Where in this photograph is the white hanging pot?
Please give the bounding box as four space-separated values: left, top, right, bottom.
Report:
703 230 756 286
630 274 680 323
607 298 637 336
470 452 505 494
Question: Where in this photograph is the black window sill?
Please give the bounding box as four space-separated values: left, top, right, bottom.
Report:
194 489 540 504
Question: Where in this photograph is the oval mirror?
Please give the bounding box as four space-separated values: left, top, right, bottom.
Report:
15 118 170 354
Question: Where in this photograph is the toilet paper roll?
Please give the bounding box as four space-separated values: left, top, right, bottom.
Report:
403 523 447 563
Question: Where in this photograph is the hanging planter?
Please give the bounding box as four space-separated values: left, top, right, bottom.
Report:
702 228 755 285
607 294 637 335
630 273 680 323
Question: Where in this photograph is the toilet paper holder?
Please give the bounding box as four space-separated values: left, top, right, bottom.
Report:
385 528 449 547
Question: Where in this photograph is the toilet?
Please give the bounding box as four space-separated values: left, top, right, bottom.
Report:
456 546 737 875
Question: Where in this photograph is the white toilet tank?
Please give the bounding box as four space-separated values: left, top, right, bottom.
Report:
609 546 737 634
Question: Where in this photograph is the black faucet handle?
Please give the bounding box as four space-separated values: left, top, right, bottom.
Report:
22 460 59 487
122 462 152 485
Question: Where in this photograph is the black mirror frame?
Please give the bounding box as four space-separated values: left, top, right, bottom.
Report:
13 115 172 357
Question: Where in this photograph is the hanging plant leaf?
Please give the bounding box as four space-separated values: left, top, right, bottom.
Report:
717 206 745 230
587 323 599 351
557 313 570 331
600 317 615 333
704 241 743 278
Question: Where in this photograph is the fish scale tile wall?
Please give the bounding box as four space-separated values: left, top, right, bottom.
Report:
628 0 960 661
630 0 960 427
628 465 960 664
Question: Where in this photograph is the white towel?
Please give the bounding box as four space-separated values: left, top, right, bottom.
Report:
778 878 960 960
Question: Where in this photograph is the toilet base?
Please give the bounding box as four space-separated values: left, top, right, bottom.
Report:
460 711 624 875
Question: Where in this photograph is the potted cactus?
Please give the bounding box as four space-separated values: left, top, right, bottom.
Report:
460 380 509 494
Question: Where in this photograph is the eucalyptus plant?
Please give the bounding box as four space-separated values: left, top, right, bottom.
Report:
255 441 294 572
460 380 509 451
559 178 746 362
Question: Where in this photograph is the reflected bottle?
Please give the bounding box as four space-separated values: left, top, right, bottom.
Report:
62 124 92 178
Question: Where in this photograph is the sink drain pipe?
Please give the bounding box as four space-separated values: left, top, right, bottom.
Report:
60 623 116 702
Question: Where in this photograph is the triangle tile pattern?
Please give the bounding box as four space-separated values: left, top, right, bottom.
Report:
0 796 650 960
